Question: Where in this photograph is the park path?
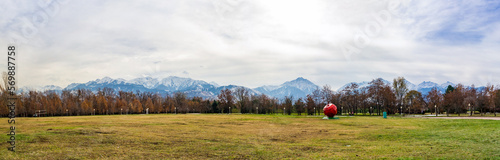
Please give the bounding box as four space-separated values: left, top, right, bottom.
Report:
423 117 500 120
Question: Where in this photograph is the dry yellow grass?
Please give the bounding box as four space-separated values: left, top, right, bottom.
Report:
1 114 499 159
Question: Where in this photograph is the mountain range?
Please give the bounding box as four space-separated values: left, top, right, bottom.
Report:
28 76 318 99
20 76 478 99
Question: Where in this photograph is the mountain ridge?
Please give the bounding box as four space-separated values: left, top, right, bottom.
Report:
56 76 320 99
21 76 482 99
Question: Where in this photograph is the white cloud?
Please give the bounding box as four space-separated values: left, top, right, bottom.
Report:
1 0 499 90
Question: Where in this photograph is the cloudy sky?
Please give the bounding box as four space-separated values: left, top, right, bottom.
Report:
1 0 500 89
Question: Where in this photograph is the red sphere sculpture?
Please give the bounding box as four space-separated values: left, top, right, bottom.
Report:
323 103 338 118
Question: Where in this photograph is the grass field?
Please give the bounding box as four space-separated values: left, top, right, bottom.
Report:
1 114 499 159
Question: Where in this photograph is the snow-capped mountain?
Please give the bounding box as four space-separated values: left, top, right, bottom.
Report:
253 85 281 93
416 81 440 95
66 76 152 94
337 79 391 91
65 76 217 98
209 81 220 88
405 79 417 91
417 81 439 89
281 77 318 94
440 81 455 89
19 85 63 94
61 76 319 99
22 76 474 99
157 76 214 91
127 77 159 89
254 77 319 98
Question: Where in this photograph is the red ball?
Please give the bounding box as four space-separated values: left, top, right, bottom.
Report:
323 103 337 118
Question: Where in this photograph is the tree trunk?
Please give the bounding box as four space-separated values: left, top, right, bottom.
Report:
378 105 380 115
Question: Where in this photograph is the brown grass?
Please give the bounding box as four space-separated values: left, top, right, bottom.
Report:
1 114 499 159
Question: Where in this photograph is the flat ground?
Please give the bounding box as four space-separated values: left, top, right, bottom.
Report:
1 114 499 159
424 116 500 120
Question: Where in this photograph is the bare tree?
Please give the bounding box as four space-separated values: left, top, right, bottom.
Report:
368 78 387 115
306 94 315 115
359 88 369 115
485 84 496 116
174 92 187 113
426 87 443 116
495 89 500 116
234 87 251 113
294 98 305 115
463 85 477 116
342 83 359 115
393 77 408 110
312 87 322 115
321 85 333 104
453 84 465 116
217 89 233 113
283 96 293 115
258 94 272 114
405 90 424 114
381 85 397 114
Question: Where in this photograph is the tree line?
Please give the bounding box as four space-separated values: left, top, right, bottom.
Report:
1 75 499 117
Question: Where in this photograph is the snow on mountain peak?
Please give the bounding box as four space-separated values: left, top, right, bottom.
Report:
261 85 281 91
96 76 114 84
162 76 202 86
209 81 220 88
281 77 318 93
27 75 472 100
417 81 439 89
127 77 159 89
19 85 63 93
403 79 416 90
283 77 315 86
440 81 455 88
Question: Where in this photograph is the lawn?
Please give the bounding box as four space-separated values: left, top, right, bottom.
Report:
1 114 499 159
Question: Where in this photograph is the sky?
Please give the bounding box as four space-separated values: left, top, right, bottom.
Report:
1 0 500 90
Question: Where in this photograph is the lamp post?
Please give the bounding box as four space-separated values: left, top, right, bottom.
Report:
435 105 437 117
283 107 285 115
93 109 95 115
370 107 372 116
256 107 258 114
66 109 68 116
400 106 402 116
175 107 177 114
121 108 122 115
469 103 471 116
341 107 343 116
314 107 316 116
